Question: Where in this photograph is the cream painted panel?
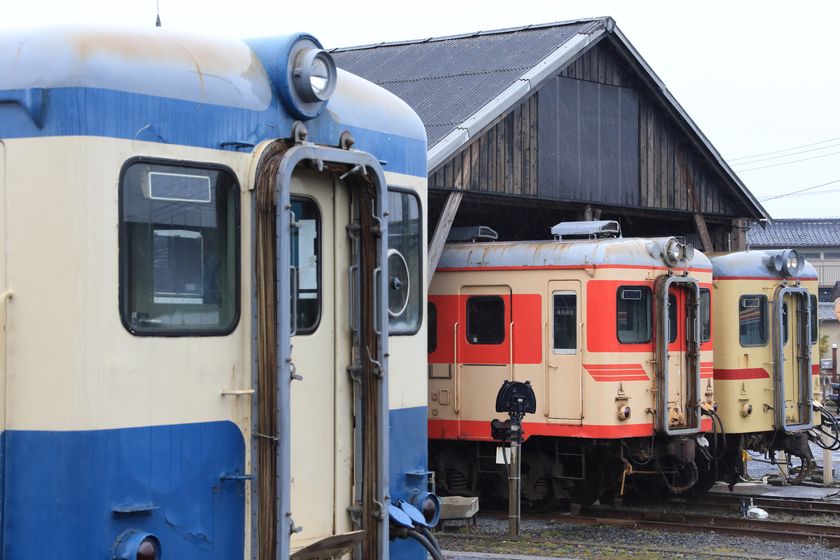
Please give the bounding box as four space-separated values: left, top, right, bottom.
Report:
0 140 6 433
386 172 428 411
4 136 252 432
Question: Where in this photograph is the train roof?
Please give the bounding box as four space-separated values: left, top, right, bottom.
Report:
437 237 712 271
710 250 818 280
0 26 426 176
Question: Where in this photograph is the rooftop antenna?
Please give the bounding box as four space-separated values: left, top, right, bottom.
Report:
155 0 162 27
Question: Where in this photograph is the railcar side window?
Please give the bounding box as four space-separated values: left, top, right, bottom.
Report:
428 303 437 354
552 292 577 353
467 296 505 345
810 295 818 344
667 293 678 343
120 161 239 335
739 295 768 347
387 190 422 334
291 198 321 334
699 288 711 342
617 286 652 344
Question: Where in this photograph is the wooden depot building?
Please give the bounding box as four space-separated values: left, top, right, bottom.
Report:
332 17 768 279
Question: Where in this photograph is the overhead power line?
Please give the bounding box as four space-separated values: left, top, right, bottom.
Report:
758 178 840 202
736 150 840 172
729 136 840 162
731 142 840 167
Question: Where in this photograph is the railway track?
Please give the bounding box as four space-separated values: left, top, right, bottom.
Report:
669 493 840 517
481 497 840 548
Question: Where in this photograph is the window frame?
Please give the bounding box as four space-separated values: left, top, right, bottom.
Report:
290 195 323 336
810 294 818 345
738 294 769 348
118 157 241 337
616 286 653 344
699 288 711 343
386 187 424 336
552 291 578 354
466 295 506 345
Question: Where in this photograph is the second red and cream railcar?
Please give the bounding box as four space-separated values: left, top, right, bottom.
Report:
427 222 716 505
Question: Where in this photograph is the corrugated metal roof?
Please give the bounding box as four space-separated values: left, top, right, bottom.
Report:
747 219 840 248
331 19 601 147
819 302 838 322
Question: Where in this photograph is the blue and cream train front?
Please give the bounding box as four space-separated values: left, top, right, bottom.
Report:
0 27 432 559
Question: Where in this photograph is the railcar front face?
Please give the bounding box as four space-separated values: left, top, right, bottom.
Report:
710 251 820 486
0 27 431 560
428 236 714 503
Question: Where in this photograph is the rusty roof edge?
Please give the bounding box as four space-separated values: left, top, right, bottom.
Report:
609 24 770 222
427 21 609 172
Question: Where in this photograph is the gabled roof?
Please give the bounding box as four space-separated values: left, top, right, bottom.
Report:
747 219 840 248
332 17 768 220
819 302 838 322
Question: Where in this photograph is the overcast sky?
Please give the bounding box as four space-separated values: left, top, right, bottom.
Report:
3 0 839 219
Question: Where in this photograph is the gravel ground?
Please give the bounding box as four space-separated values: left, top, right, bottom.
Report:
435 515 840 560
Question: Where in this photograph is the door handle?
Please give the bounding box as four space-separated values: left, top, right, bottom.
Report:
548 364 559 369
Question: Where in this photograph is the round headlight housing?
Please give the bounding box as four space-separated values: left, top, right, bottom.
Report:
663 238 684 267
293 48 337 104
113 531 161 560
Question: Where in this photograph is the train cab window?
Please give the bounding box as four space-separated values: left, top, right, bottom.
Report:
617 286 652 344
739 295 768 347
291 198 321 334
810 295 818 344
781 302 789 344
387 190 422 334
699 288 711 342
667 293 678 343
467 296 505 344
428 303 437 354
120 161 239 335
552 292 577 353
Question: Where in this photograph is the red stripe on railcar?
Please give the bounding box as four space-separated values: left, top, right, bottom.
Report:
584 363 649 382
429 418 714 441
713 367 770 380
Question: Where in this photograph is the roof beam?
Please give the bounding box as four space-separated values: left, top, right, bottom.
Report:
428 156 473 287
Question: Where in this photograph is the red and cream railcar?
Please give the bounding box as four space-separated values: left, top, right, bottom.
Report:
427 222 715 505
709 250 833 486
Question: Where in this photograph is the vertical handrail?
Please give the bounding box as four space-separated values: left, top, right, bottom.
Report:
508 321 515 382
453 322 460 415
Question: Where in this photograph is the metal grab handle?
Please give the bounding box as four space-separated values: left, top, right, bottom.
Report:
453 322 460 414
373 267 382 336
290 267 298 336
509 321 515 381
348 264 359 333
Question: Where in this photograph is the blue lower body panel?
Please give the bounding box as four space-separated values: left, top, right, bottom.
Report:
388 406 429 560
1 410 428 559
2 421 245 559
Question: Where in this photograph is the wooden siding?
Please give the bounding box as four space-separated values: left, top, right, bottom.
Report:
430 95 539 197
430 39 746 220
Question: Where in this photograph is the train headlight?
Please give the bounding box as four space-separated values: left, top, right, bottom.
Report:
263 35 338 121
617 405 631 421
113 531 161 560
663 238 688 267
766 249 803 277
741 403 753 417
293 48 337 104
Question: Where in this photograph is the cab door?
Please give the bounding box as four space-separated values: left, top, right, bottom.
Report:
455 285 511 432
666 287 687 425
288 170 353 550
546 281 582 421
779 291 811 428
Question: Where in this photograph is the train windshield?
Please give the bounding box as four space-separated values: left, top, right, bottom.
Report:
387 190 422 334
120 161 239 335
739 295 768 347
617 286 652 344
